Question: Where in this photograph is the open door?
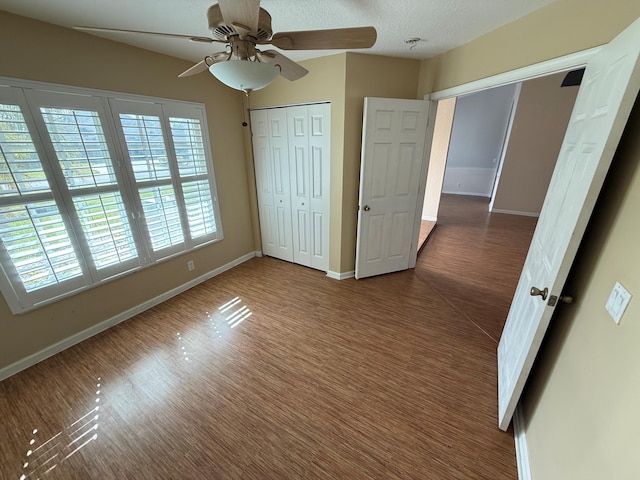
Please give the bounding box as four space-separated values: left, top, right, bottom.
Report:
498 16 640 431
355 97 430 279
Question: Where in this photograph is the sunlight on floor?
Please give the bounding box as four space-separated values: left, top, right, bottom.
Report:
218 296 252 329
20 377 101 479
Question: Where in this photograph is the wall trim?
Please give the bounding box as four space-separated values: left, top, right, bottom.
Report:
491 208 540 217
513 406 532 480
0 251 258 382
326 270 355 280
421 215 437 221
442 190 491 197
429 46 601 101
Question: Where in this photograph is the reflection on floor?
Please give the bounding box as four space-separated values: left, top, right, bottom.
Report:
0 193 537 479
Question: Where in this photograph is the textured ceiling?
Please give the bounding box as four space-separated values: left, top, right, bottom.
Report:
0 0 557 64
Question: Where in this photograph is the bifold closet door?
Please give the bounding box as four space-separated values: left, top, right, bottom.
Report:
251 103 330 272
287 104 330 271
251 108 293 262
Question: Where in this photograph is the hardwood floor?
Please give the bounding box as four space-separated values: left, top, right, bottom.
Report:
0 194 537 479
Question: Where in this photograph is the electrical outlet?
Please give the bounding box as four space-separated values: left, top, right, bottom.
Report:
187 260 195 271
605 281 632 325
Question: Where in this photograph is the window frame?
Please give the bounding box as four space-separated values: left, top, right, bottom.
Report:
0 77 223 314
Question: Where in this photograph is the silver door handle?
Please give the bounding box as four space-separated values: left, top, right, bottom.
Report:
530 287 548 301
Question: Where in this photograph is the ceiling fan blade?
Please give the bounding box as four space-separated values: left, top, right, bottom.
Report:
260 50 309 81
179 60 208 78
73 26 218 44
268 26 377 50
178 52 229 78
218 0 261 33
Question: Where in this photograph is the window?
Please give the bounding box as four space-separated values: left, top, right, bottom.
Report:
0 82 222 313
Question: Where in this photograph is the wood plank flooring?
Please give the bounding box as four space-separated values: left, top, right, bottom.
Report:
0 194 537 480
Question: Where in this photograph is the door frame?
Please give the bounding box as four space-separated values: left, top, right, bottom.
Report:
488 82 522 212
428 47 600 102
411 46 602 266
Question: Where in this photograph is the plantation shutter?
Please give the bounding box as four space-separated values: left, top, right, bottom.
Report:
29 89 141 281
0 80 223 314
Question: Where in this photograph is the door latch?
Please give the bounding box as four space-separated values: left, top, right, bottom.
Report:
547 294 574 307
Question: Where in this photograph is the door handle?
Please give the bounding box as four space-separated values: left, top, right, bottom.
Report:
363 205 370 211
530 286 548 301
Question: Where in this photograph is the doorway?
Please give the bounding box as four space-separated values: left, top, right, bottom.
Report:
418 70 581 254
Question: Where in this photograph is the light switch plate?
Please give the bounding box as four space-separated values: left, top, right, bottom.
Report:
605 281 632 325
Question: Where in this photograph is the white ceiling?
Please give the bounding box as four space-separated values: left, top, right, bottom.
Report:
0 0 557 64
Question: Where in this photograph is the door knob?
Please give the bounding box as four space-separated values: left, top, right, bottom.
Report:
530 286 548 301
363 205 370 211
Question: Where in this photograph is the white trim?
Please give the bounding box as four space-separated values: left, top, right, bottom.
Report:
428 47 601 101
421 215 437 222
491 208 539 218
254 250 263 257
490 82 522 211
0 251 257 382
441 190 491 197
513 407 532 480
409 99 437 270
326 270 355 280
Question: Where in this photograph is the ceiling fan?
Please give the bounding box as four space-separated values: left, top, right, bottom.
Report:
74 0 377 93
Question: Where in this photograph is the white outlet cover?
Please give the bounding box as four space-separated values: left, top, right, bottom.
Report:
605 281 632 325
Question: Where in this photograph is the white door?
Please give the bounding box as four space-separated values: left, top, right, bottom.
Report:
307 104 331 271
355 97 430 279
287 104 330 271
497 17 640 431
250 108 293 262
288 105 312 266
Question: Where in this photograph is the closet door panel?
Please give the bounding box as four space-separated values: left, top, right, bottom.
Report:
308 104 330 271
288 105 311 266
250 110 279 258
267 108 293 261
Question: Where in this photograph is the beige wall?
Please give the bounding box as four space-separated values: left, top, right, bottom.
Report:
0 12 254 369
492 72 578 214
422 98 456 219
521 99 640 480
419 0 640 94
250 52 420 272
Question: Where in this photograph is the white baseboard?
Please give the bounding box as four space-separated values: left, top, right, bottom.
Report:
513 406 532 480
491 208 540 218
442 190 492 197
421 215 437 222
0 251 258 382
255 250 263 257
326 270 355 280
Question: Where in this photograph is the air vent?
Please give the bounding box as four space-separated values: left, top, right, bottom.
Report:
208 4 273 42
213 25 235 41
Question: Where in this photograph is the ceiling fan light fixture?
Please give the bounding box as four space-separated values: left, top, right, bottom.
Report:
209 60 279 94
